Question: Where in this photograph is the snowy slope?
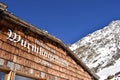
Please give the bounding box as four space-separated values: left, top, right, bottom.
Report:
69 20 120 79
97 58 120 80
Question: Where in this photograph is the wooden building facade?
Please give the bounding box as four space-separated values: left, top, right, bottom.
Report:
0 2 99 80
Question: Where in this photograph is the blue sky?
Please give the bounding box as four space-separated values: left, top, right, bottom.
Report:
1 0 120 44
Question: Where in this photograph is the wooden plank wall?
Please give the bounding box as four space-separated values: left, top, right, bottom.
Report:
0 18 92 80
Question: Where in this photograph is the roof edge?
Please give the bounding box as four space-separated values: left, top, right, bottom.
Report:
66 47 100 80
0 2 7 11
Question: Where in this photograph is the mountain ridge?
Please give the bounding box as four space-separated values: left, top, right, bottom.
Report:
69 20 120 79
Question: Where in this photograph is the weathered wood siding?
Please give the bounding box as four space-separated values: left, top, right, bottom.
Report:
0 17 93 80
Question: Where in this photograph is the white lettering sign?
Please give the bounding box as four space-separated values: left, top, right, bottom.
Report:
7 29 69 67
0 58 4 66
7 61 14 70
39 59 52 67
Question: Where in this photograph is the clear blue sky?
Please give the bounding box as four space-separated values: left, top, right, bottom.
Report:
1 0 120 44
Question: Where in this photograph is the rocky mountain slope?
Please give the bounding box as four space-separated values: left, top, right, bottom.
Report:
69 20 120 79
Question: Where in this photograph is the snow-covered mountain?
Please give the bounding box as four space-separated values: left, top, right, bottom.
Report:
69 20 120 80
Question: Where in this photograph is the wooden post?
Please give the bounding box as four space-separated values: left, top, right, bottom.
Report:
10 71 16 80
5 71 12 80
5 71 16 80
